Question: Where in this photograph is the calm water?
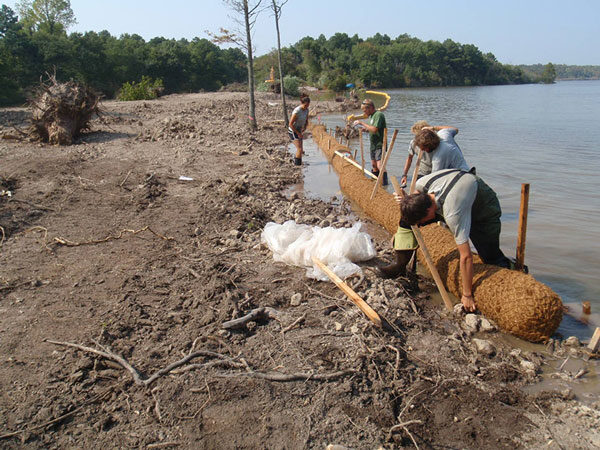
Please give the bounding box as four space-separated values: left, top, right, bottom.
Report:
309 80 600 340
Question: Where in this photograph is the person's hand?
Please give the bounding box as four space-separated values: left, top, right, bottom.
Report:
352 120 362 128
461 294 476 312
400 174 408 186
393 192 402 204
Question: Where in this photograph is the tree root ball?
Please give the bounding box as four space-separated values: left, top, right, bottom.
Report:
28 75 100 145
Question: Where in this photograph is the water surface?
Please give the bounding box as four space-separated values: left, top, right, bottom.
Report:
310 80 600 340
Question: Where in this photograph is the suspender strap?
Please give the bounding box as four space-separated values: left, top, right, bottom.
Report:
437 171 469 212
421 169 462 193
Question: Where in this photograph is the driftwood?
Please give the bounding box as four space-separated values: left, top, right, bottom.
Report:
221 307 280 329
27 73 100 145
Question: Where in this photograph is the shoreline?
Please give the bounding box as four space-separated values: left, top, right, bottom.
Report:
0 91 598 448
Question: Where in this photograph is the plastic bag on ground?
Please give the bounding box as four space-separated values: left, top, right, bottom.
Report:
261 220 376 281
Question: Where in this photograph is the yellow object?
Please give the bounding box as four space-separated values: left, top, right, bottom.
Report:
265 66 275 83
346 90 391 122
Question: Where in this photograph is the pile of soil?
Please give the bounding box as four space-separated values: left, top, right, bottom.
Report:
0 92 598 448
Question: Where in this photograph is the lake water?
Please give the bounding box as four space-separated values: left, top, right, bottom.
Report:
303 80 600 340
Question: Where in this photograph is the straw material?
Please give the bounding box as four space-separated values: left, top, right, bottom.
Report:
311 124 562 342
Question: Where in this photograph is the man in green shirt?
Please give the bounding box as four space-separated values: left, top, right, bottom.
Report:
353 99 387 185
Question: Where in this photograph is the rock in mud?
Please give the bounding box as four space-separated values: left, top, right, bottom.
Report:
473 338 495 356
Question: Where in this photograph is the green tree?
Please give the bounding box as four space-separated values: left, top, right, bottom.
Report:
540 62 556 84
15 0 76 34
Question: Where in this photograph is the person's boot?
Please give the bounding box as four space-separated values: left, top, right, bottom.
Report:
379 250 413 279
382 171 389 186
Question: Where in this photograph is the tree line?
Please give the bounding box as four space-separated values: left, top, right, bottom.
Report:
2 2 599 108
0 3 247 105
255 32 534 91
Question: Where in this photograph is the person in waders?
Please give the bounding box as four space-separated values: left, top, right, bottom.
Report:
352 99 388 185
288 94 310 166
390 168 525 312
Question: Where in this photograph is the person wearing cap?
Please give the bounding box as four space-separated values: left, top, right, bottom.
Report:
353 99 387 184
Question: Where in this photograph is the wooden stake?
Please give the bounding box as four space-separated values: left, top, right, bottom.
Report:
327 139 330 150
516 183 530 271
312 257 382 328
359 129 365 175
391 176 454 310
588 327 600 353
369 129 398 200
409 149 424 194
381 128 388 163
353 149 358 160
334 151 377 179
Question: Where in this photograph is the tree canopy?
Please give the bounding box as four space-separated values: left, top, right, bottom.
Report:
2 5 599 107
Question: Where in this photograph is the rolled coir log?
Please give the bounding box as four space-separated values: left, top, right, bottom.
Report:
310 124 562 342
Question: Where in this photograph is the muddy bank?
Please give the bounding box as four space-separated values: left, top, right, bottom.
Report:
0 92 598 448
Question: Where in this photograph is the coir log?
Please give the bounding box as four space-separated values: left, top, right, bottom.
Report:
311 124 562 342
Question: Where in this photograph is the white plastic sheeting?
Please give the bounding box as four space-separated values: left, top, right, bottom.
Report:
261 220 376 281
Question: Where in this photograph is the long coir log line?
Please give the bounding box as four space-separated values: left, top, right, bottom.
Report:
309 123 563 342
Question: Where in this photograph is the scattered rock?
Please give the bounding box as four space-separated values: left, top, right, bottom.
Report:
564 336 581 347
479 317 496 332
520 360 538 373
290 293 302 306
350 324 360 334
464 314 480 332
453 303 465 315
334 322 344 331
473 338 495 356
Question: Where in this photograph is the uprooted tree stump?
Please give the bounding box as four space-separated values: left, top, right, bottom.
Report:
28 75 100 145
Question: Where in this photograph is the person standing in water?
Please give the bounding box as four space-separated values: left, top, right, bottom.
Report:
288 94 310 166
353 98 388 185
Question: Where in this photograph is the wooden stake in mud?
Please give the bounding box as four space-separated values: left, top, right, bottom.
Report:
588 327 600 353
312 257 382 328
382 128 388 162
516 183 530 271
409 149 424 194
359 129 365 175
391 176 454 310
369 129 398 200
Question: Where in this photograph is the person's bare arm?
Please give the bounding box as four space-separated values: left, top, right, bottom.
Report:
353 120 377 134
401 154 413 186
457 242 475 312
427 125 458 134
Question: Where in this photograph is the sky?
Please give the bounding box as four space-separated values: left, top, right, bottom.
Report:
4 0 599 65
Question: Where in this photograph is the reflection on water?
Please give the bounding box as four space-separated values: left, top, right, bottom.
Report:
308 80 600 341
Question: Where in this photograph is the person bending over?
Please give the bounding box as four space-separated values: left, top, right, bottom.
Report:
393 169 519 312
400 125 471 189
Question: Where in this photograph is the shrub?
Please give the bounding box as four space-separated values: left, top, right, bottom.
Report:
117 76 164 101
282 75 302 97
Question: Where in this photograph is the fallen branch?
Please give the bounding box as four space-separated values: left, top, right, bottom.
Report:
221 307 280 330
9 198 56 211
282 313 307 333
45 339 235 387
217 369 355 382
53 226 174 247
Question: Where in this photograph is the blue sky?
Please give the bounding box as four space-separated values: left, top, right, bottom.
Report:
4 0 599 65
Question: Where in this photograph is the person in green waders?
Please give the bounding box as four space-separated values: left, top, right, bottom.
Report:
353 98 388 185
388 168 525 312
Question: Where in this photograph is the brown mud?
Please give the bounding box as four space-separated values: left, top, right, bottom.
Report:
0 92 598 448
